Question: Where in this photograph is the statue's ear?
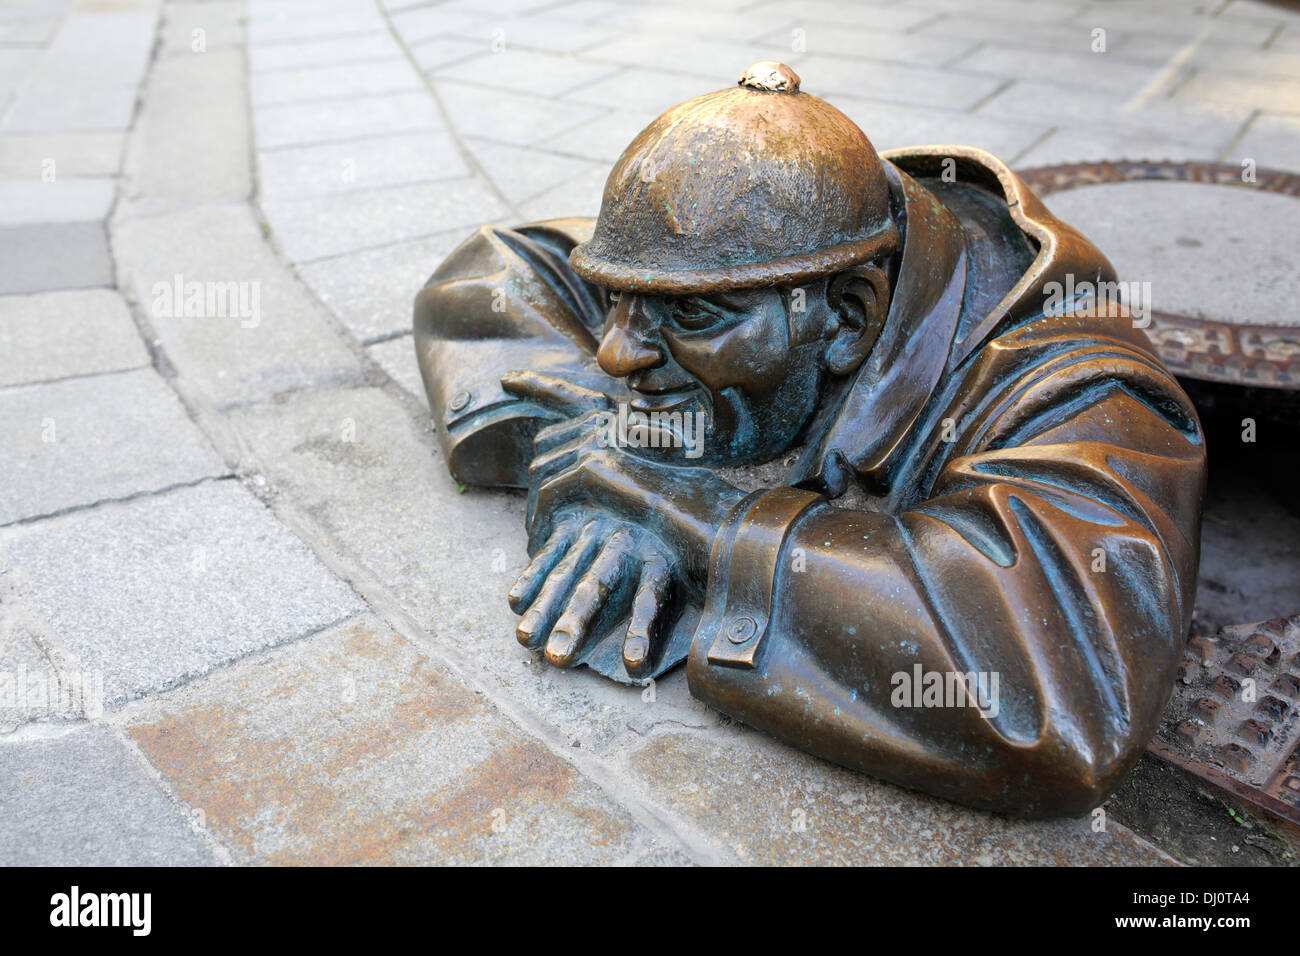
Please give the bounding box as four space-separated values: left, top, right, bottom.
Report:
824 264 890 375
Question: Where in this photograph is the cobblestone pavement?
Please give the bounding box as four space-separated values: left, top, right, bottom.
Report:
1 0 1297 865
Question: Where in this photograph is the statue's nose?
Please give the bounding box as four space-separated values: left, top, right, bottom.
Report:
597 299 663 377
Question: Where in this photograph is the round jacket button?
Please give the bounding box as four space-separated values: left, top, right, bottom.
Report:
727 615 758 644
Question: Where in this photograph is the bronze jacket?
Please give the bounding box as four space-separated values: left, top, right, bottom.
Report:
415 147 1206 816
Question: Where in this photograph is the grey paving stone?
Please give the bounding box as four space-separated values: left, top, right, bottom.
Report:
433 48 619 98
0 16 62 47
436 79 616 148
1044 180 1300 327
1013 127 1212 167
791 54 1007 111
752 22 976 67
253 90 444 150
256 131 468 202
0 222 113 295
1173 69 1300 115
125 48 251 209
580 34 788 83
625 1 922 37
388 5 493 46
976 79 1251 152
295 230 464 342
908 0 1088 24
366 334 423 397
0 725 217 866
532 106 660 164
251 59 421 108
515 162 608 220
829 97 1050 163
0 289 148 388
124 614 653 865
951 46 1162 97
1070 1 1280 46
159 0 246 56
0 132 125 178
464 138 603 207
248 1 385 44
2 85 140 133
0 367 226 525
559 67 718 116
408 34 487 71
913 14 1120 53
473 18 620 55
260 178 510 262
0 178 115 225
113 203 362 408
1228 112 1300 174
249 31 402 72
6 479 364 704
35 10 157 87
0 573 61 731
227 386 705 752
2 10 157 132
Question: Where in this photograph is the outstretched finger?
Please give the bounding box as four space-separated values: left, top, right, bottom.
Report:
623 552 673 678
501 370 612 416
508 524 575 614
534 409 609 457
515 520 604 650
546 530 632 667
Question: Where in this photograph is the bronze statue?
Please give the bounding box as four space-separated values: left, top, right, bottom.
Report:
413 62 1207 817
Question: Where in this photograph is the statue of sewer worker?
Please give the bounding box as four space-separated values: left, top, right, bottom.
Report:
414 62 1206 817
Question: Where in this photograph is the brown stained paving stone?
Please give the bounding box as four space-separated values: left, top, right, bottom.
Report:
126 615 642 865
628 732 1175 867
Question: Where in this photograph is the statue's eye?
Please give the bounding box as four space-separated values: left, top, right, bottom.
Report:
607 290 622 306
669 297 721 331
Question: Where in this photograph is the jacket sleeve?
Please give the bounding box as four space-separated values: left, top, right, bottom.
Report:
413 218 607 488
686 315 1206 817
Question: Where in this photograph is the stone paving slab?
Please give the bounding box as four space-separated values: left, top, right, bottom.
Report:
256 131 469 202
365 334 423 398
293 230 462 343
124 614 661 864
435 80 607 148
252 89 445 151
260 178 509 262
4 479 364 705
432 48 620 98
0 131 125 179
463 138 603 207
0 724 216 866
0 289 148 388
249 30 404 73
0 178 115 225
625 732 1173 866
113 202 362 408
0 565 63 732
251 60 423 108
158 0 246 57
0 367 226 525
125 47 251 210
0 221 113 295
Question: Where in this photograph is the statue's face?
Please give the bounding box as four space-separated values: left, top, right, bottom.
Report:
596 286 832 464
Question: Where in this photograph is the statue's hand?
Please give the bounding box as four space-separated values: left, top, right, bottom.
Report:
524 413 747 585
508 511 676 678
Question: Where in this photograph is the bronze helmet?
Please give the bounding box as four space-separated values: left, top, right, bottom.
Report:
569 61 899 295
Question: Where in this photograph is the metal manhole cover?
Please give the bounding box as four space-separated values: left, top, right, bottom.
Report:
1151 614 1300 837
1020 160 1300 390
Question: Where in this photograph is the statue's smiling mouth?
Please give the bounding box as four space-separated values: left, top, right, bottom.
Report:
627 383 698 414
